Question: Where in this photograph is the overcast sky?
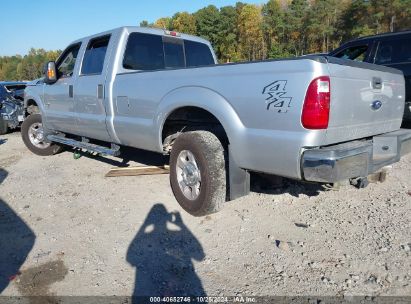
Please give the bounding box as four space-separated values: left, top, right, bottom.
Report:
0 0 263 56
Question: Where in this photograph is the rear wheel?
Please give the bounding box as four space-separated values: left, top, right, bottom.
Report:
170 131 226 216
0 117 7 135
21 114 62 156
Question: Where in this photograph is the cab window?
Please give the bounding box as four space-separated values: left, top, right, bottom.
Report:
123 32 215 71
334 45 369 62
184 40 215 67
57 43 81 78
81 35 111 75
123 33 165 71
163 37 185 69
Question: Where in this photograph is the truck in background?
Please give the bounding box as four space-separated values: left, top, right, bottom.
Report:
329 30 411 126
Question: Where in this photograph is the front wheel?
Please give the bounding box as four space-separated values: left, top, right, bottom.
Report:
21 114 62 156
170 131 226 216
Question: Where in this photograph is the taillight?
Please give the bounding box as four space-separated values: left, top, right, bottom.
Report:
301 76 330 129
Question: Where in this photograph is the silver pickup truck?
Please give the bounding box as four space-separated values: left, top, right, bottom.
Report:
22 27 411 216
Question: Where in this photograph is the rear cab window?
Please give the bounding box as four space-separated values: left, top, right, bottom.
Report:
81 35 111 75
163 37 185 69
122 32 215 72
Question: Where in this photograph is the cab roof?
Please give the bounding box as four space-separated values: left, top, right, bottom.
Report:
345 29 411 44
69 26 211 47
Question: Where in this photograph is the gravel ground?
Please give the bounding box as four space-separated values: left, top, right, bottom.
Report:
0 131 410 298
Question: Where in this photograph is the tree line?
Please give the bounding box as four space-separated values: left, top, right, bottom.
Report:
1 0 410 81
0 48 61 82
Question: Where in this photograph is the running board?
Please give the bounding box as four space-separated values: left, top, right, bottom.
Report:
47 135 121 157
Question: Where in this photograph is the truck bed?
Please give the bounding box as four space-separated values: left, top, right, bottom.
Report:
109 56 405 179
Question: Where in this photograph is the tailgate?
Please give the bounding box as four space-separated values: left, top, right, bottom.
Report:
323 57 405 145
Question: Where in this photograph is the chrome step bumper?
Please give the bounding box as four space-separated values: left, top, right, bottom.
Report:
302 129 411 183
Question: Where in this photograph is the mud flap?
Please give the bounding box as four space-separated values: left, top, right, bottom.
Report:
229 145 250 200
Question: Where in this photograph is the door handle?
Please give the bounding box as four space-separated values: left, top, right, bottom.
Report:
69 85 74 98
97 84 104 99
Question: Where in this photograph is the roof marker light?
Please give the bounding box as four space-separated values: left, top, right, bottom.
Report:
164 30 181 37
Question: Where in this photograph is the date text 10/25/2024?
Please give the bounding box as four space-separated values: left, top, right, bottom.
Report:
149 296 257 303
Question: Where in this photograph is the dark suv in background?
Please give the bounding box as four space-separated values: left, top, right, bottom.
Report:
329 30 411 126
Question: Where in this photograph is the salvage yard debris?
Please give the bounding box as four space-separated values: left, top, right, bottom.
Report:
105 165 170 177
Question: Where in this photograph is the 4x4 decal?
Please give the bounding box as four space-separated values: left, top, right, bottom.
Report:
262 80 292 113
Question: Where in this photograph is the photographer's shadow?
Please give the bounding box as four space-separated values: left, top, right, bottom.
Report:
0 169 35 294
127 204 206 298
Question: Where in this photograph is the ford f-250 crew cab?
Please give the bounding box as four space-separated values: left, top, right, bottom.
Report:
22 27 411 216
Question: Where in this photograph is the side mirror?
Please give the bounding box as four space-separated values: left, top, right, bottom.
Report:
44 61 57 84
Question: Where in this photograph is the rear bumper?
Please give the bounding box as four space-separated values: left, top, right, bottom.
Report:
302 129 411 183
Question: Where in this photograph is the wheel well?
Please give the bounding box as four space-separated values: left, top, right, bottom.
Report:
162 107 229 151
26 100 39 115
27 99 38 107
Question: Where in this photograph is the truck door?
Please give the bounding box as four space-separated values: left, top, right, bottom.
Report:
43 43 81 133
73 35 112 141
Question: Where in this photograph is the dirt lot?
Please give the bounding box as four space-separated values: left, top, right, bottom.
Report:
0 131 410 298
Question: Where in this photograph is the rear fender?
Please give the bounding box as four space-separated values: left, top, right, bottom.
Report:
156 86 245 153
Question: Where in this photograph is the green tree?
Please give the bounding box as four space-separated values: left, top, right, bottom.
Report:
47 50 61 62
340 0 374 41
306 0 345 53
339 0 411 42
154 17 172 30
262 0 296 59
217 6 240 62
394 0 411 30
369 0 411 33
194 5 221 49
237 4 266 61
262 0 285 55
284 0 310 56
0 49 61 81
1 0 410 73
139 20 151 27
171 12 197 35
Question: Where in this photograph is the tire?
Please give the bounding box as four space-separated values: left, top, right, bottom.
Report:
0 117 7 135
170 131 226 216
21 114 62 156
